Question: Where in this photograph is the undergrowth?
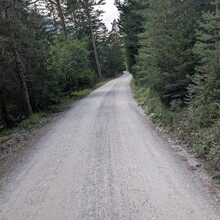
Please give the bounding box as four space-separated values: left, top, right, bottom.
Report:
132 80 220 177
0 88 95 137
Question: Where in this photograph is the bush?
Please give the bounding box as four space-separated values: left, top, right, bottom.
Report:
76 70 98 89
47 36 96 93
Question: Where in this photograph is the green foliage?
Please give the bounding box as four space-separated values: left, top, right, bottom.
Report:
99 20 125 78
128 0 220 171
47 36 97 92
76 70 98 89
0 129 13 138
71 89 92 99
66 0 110 78
185 1 220 169
134 0 204 106
132 81 173 128
116 0 145 71
0 1 123 130
0 1 51 119
18 113 49 129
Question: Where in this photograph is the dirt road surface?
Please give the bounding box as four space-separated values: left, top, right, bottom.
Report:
0 73 220 220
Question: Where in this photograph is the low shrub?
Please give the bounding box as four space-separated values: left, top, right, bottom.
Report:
132 80 220 173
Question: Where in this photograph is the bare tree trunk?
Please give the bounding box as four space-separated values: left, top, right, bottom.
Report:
6 4 33 117
55 0 68 38
87 9 103 81
0 87 12 128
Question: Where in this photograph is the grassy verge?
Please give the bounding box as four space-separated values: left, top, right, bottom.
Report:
132 80 220 180
0 83 106 137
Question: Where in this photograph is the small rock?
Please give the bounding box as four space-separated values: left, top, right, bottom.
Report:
195 163 202 168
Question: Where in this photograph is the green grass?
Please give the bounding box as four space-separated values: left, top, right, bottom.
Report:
71 89 92 99
132 81 172 129
0 129 13 137
46 89 92 113
0 83 106 137
17 112 50 129
0 113 50 137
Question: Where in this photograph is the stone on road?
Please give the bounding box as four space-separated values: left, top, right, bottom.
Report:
0 73 219 220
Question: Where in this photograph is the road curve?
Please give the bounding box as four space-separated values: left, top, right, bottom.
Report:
0 73 219 220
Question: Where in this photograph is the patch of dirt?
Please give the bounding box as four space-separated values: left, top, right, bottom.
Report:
0 113 61 180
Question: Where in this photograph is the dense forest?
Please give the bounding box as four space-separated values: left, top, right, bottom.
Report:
0 0 124 129
0 0 220 172
116 0 220 172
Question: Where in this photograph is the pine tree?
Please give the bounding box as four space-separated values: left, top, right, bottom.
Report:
0 0 52 124
98 19 125 78
4 0 33 117
116 0 145 72
135 0 208 106
188 0 220 129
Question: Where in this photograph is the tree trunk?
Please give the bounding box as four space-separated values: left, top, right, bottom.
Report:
55 0 68 38
6 4 33 117
82 0 103 81
0 87 12 128
87 10 103 81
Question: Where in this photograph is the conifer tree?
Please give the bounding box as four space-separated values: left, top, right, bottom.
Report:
188 0 220 129
4 0 33 117
99 19 125 78
116 0 145 72
135 0 208 106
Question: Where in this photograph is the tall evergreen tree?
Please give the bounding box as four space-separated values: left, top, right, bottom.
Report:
115 0 145 72
134 0 209 106
188 0 220 129
99 19 125 78
3 0 33 117
0 0 52 125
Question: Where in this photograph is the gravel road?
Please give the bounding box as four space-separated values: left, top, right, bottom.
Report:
0 73 220 220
